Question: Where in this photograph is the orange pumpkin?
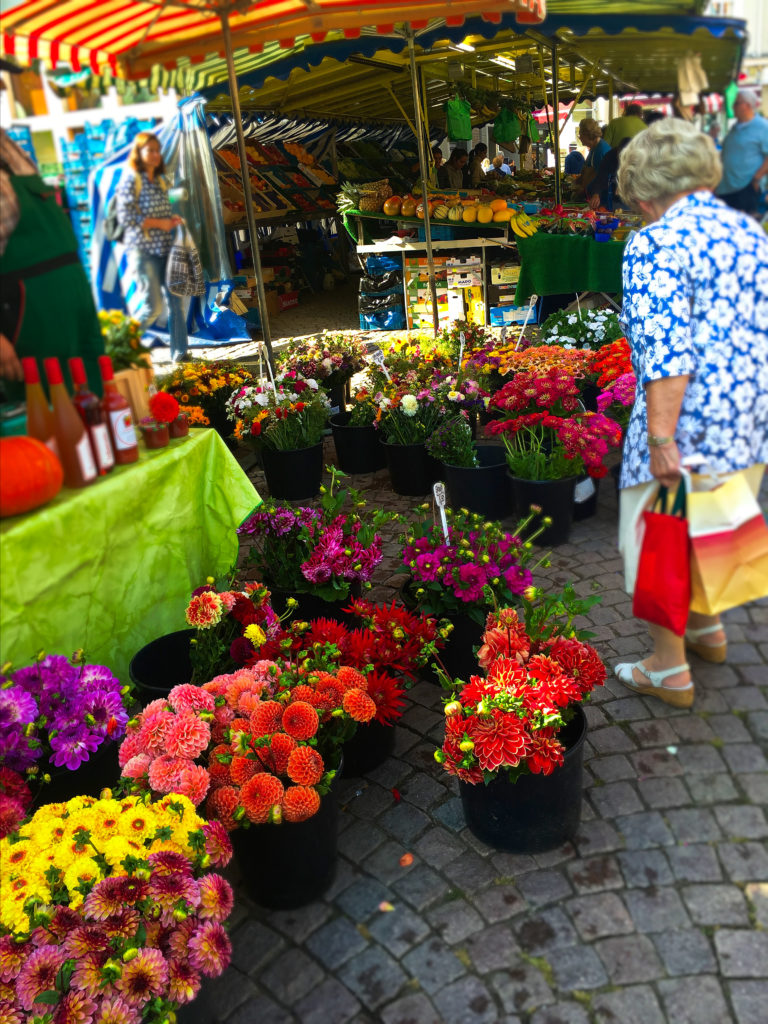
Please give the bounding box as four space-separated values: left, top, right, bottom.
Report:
0 436 64 517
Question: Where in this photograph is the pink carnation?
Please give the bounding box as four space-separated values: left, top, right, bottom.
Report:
176 764 210 806
147 755 189 793
165 715 211 759
168 685 215 715
122 753 152 779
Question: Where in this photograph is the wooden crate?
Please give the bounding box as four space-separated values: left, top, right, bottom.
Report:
114 357 154 423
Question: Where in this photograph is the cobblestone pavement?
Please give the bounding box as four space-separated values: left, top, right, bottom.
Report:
212 438 768 1024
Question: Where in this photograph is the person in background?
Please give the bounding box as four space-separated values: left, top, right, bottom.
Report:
574 119 610 203
715 90 768 215
603 101 648 147
467 143 488 187
564 150 586 177
115 131 190 364
437 147 468 190
614 119 768 708
643 110 666 127
518 135 535 172
431 146 444 171
0 59 104 398
486 154 511 180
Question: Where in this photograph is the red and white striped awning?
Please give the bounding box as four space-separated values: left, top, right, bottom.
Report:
0 0 546 78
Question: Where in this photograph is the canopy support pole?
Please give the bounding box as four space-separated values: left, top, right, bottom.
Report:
220 10 274 373
406 27 439 335
551 41 562 207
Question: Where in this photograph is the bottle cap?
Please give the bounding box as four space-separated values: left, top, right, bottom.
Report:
98 355 115 382
68 357 87 386
22 357 40 385
44 358 64 386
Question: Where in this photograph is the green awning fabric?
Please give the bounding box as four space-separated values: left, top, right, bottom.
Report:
514 234 626 302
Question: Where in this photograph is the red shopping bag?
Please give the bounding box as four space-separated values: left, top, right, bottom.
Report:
632 481 691 636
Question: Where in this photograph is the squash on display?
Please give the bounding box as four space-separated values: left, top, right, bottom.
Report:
0 436 64 517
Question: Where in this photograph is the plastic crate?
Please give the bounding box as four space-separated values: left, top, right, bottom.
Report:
416 226 457 241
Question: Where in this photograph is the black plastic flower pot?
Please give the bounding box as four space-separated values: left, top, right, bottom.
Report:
330 413 386 474
381 440 440 496
342 720 396 776
33 739 120 809
128 628 195 705
231 766 341 909
573 475 601 522
262 442 323 500
580 381 600 412
508 474 577 546
433 611 485 685
458 705 587 853
267 585 361 626
443 445 510 520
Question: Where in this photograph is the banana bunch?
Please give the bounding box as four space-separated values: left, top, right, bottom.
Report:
509 211 538 237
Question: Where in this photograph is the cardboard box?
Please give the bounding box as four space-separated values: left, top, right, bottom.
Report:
490 304 538 326
447 256 482 269
404 256 448 268
448 271 483 289
491 265 521 285
266 290 280 317
278 290 299 312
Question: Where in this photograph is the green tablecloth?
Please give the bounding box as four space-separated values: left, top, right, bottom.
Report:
0 429 260 683
514 234 626 303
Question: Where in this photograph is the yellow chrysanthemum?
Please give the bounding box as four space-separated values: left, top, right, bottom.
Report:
102 836 144 874
244 624 266 646
87 799 125 843
63 857 104 905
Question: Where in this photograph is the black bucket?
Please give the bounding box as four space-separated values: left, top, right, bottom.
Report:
382 440 440 496
509 474 577 546
262 443 323 501
128 628 194 705
330 413 386 474
33 740 120 809
443 445 509 520
342 720 395 776
573 475 600 521
268 584 360 626
458 705 587 853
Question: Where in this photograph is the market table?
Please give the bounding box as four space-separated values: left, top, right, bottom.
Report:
0 429 259 683
514 234 626 303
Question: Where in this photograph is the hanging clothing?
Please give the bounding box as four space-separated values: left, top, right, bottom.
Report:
677 53 709 107
444 97 472 141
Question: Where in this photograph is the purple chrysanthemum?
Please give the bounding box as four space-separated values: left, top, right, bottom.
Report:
0 688 37 729
49 726 101 770
84 878 149 921
62 924 110 959
166 958 202 1005
81 687 129 739
0 934 28 983
52 988 98 1024
146 851 192 877
69 952 107 998
148 872 200 926
197 874 234 922
91 994 140 1024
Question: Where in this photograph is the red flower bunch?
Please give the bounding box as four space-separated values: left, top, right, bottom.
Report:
149 390 181 424
489 367 582 416
590 337 632 388
0 767 32 839
437 608 605 784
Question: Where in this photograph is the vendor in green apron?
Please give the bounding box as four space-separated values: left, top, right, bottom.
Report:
0 60 103 401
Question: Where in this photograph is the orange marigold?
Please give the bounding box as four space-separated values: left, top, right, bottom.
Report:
240 773 285 824
282 785 321 823
342 689 377 723
267 733 297 774
336 666 368 693
229 755 258 787
206 786 240 831
286 747 325 787
281 701 319 741
249 701 284 736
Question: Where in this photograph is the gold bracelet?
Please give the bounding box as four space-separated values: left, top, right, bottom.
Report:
647 434 674 447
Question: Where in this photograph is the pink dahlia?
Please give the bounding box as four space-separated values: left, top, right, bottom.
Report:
166 958 202 1005
84 877 149 920
176 763 210 806
197 874 234 922
164 715 211 759
188 921 232 977
185 592 223 629
116 948 168 1006
117 731 144 768
61 924 110 958
137 711 174 757
17 944 66 1011
201 820 233 867
101 909 140 941
147 850 192 876
166 919 196 961
69 953 107 998
148 872 201 926
167 685 215 715
121 753 152 780
147 755 188 794
52 988 97 1024
0 934 27 983
92 995 140 1024
0 1000 24 1024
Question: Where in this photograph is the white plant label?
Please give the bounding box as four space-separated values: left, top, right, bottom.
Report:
433 482 450 542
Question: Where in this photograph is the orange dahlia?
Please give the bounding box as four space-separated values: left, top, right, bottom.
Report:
249 701 284 736
342 689 377 723
288 685 316 703
286 747 324 787
267 733 297 773
206 786 240 831
281 701 319 740
240 773 285 824
337 666 368 693
207 745 232 787
229 756 258 787
282 785 321 823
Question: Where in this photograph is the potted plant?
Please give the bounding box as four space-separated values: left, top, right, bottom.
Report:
536 307 625 409
436 595 605 853
0 792 234 1020
157 360 254 442
138 417 170 449
330 388 386 474
227 371 330 499
426 415 508 520
99 308 154 422
0 651 131 805
488 368 622 545
277 331 367 414
376 389 447 496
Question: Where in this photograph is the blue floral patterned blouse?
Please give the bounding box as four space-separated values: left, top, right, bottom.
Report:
115 171 173 258
619 190 768 489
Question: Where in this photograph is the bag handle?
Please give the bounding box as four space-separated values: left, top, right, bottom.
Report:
654 477 687 518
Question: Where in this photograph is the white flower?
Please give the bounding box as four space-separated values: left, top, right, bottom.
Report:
567 315 577 324
401 394 419 417
447 390 461 402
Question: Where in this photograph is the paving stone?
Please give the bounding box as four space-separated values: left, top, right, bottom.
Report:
681 883 750 926
365 757 414 789
574 819 625 855
603 696 649 721
745 710 768 741
377 802 432 844
615 810 674 849
442 849 498 890
708 713 753 744
413 826 465 868
675 744 728 774
464 921 520 973
594 933 663 984
267 902 332 944
293 978 361 1024
401 936 466 995
686 772 740 804
513 907 578 954
738 772 768 804
589 755 635 782
228 992 294 1024
336 879 394 923
349 782 398 819
617 849 673 888
305 916 369 970
433 797 466 832
380 992 441 1024
323 855 357 901
567 891 635 939
729 981 768 1024
367 904 430 958
666 844 723 883
631 748 683 777
432 975 499 1024
623 887 691 932
392 864 450 911
533 842 577 869
550 945 608 990
724 686 768 712
260 947 325 1005
721 743 768 774
338 820 388 861
566 854 623 894
745 882 768 927
670 716 717 743
629 718 678 746
530 1003 590 1024
230 920 284 974
589 725 636 754
652 929 717 976
491 963 556 1015
516 870 573 907
592 985 665 1024
473 884 527 923
365 841 419 885
718 841 768 881
665 807 722 842
715 929 768 977
426 898 486 945
400 774 447 810
490 851 539 877
337 946 409 1011
637 776 689 809
589 781 644 818
206 969 259 1021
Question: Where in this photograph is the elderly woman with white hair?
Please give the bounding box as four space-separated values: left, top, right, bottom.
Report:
614 119 768 708
716 89 768 214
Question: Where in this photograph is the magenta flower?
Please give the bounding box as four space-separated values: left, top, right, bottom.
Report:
116 949 168 1006
16 944 66 1011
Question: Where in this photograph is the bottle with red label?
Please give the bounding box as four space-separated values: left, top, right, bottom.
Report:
68 357 114 475
98 355 139 464
43 357 97 489
22 357 59 458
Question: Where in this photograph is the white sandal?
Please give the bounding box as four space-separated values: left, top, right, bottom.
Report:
615 660 694 708
685 622 727 664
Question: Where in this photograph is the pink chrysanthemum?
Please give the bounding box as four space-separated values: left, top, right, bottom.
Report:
91 995 140 1024
69 952 106 998
84 877 149 920
101 909 140 941
52 988 97 1024
188 921 232 977
166 958 202 1005
167 685 215 715
116 948 168 1006
117 731 144 768
148 873 201 926
201 820 233 866
164 715 211 760
121 753 152 780
0 999 24 1024
0 934 28 983
166 920 196 961
16 945 66 1011
61 924 110 958
147 755 188 794
146 851 192 877
197 874 234 922
176 763 210 806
